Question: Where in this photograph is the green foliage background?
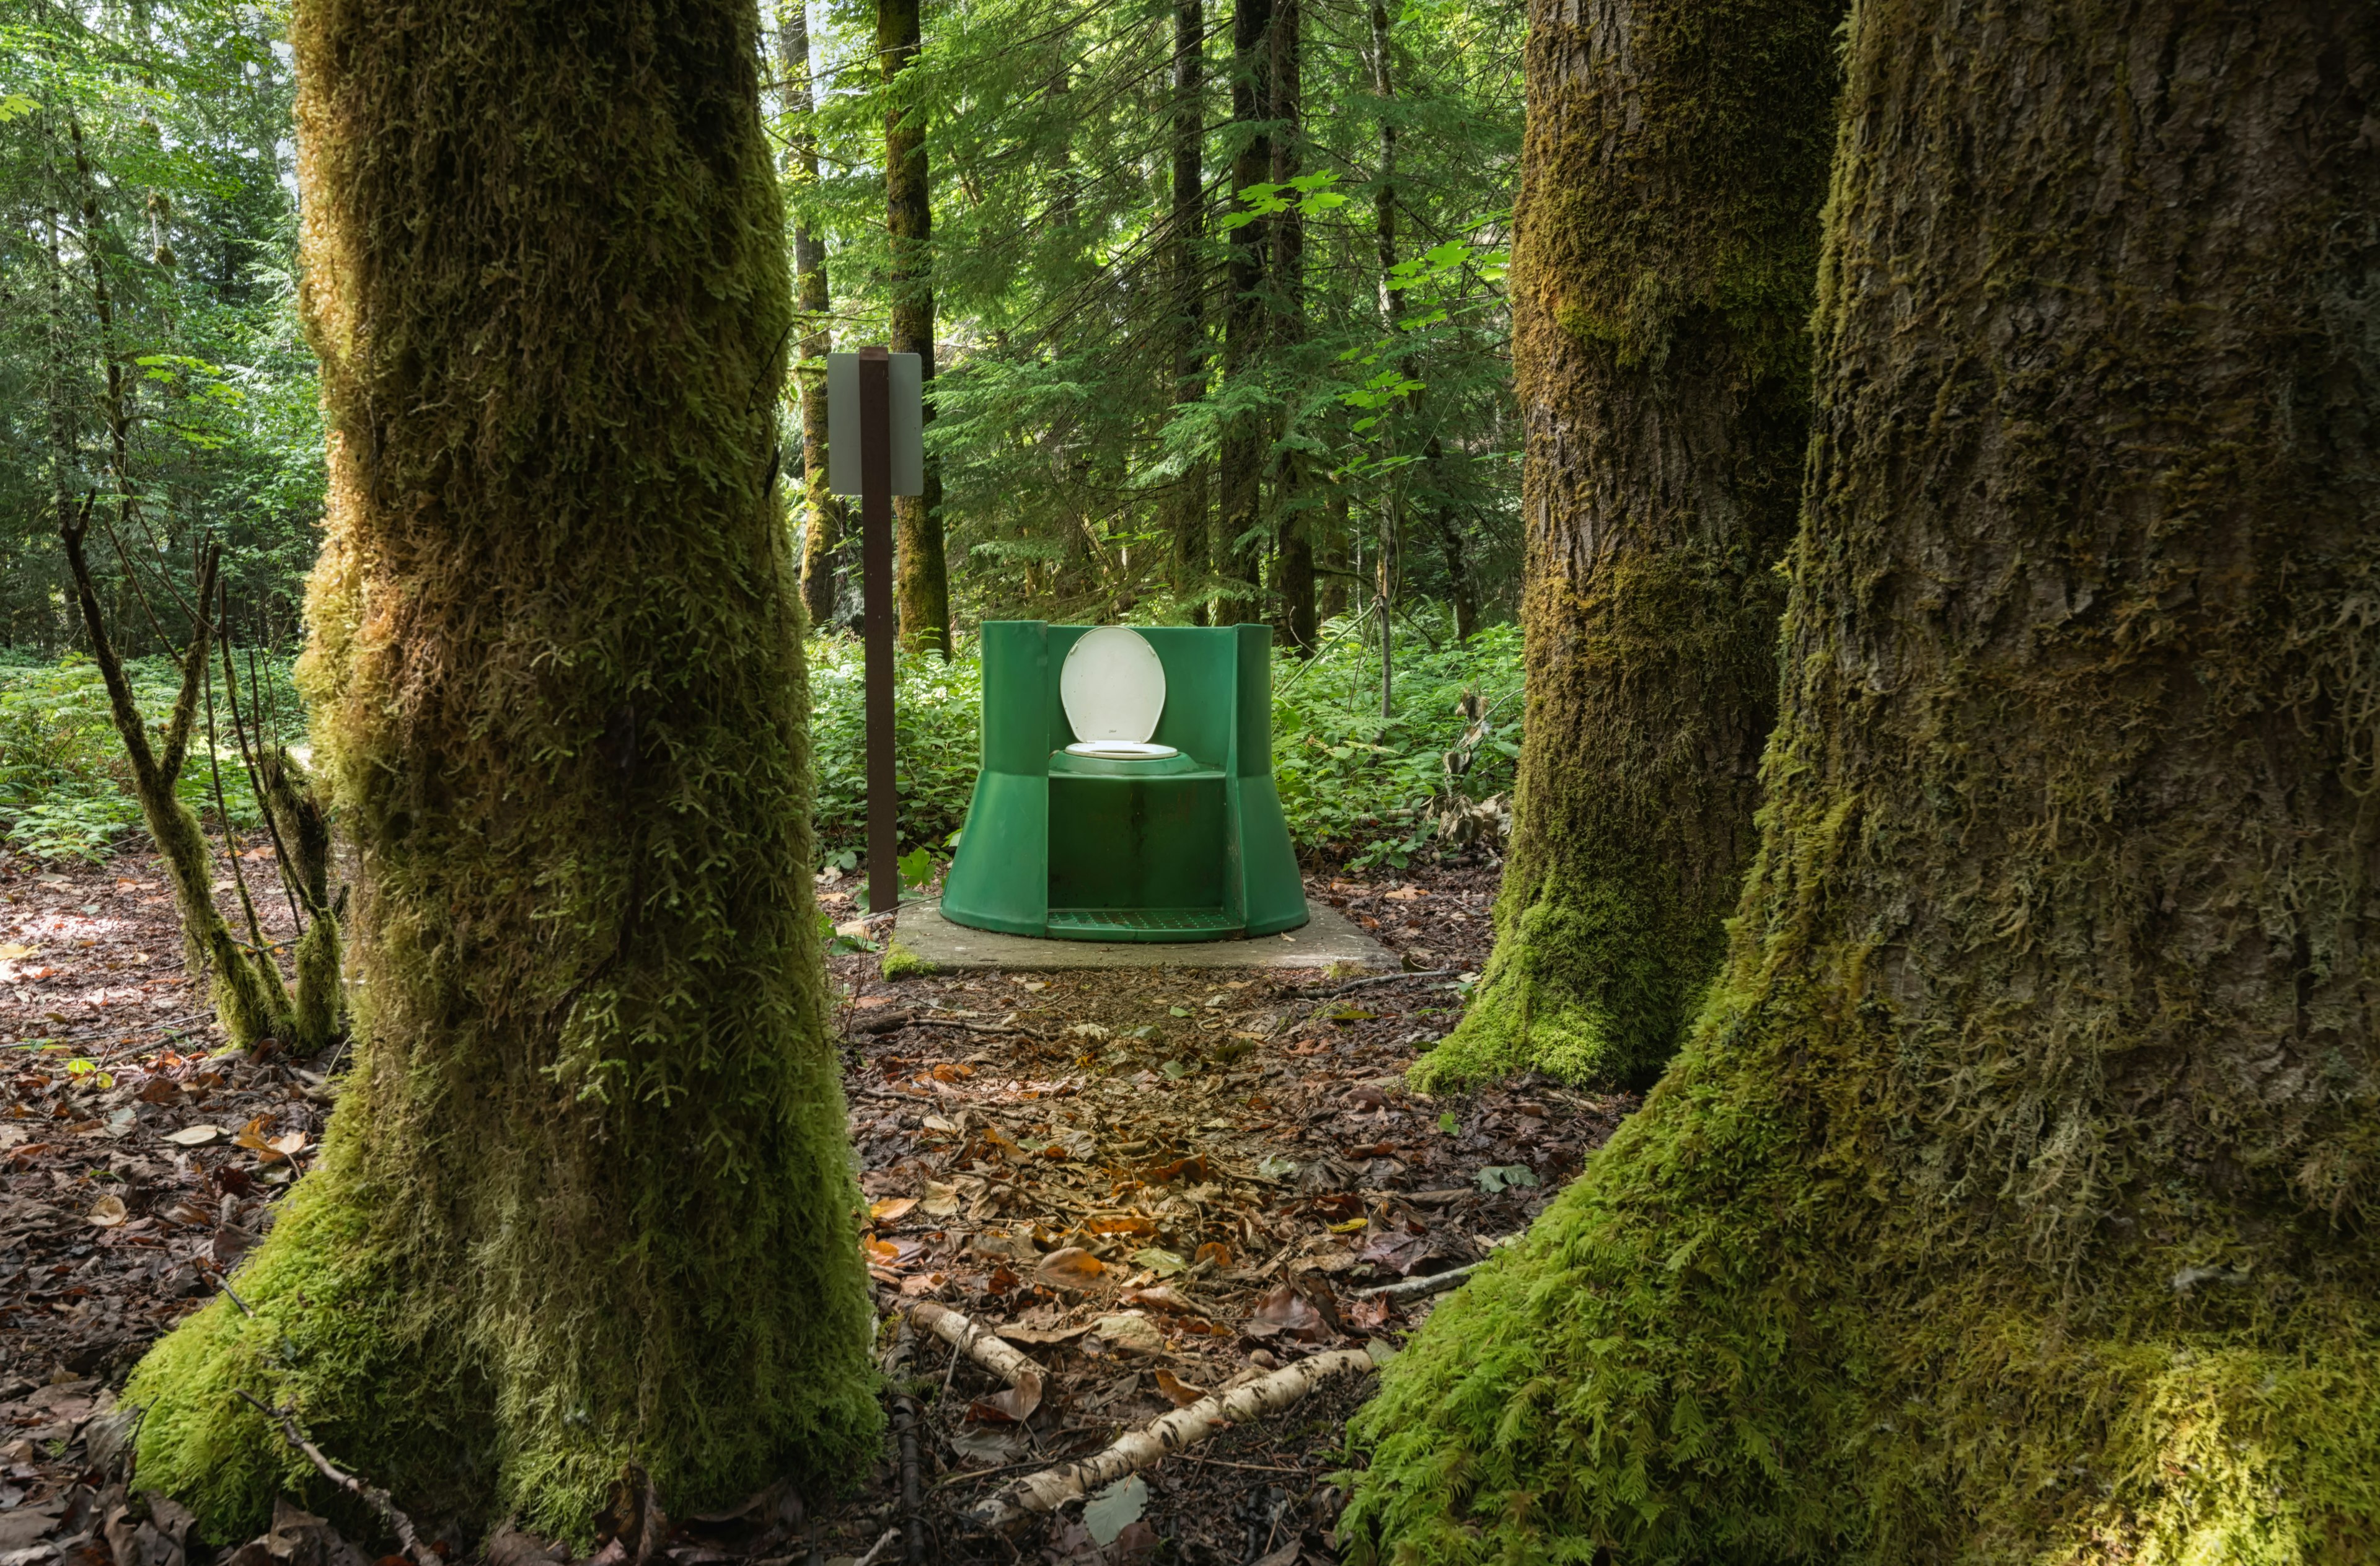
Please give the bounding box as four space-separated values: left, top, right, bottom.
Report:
6 618 1518 868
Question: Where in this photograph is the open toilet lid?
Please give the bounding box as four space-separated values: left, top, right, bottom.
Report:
1061 627 1167 747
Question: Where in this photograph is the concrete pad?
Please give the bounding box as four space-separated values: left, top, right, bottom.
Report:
890 897 1395 973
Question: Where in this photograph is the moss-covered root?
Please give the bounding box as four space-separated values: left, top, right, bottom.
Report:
1409 870 1701 1092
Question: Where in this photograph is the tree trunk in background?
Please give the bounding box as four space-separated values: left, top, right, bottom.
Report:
1316 482 1349 620
1411 0 1831 1091
1215 0 1271 623
1167 0 1210 625
1267 0 1315 654
778 1 844 632
125 0 879 1537
881 0 950 654
1422 436 1473 640
1353 6 2379 1563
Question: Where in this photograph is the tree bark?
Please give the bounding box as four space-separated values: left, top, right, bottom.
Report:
778 1 844 633
1411 0 1833 1091
880 0 950 655
1268 0 1315 656
1215 0 1271 622
1352 4 2380 1561
1167 0 1210 626
125 0 880 1538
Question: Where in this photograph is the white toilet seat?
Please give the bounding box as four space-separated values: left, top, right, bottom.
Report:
1060 628 1179 760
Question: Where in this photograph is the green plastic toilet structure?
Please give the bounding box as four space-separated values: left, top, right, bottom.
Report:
939 622 1310 943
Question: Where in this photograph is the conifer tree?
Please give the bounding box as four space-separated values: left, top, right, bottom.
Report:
123 0 879 1534
1411 0 1836 1089
1350 2 2380 1559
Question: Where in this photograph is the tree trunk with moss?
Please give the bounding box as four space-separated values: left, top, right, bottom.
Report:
1412 0 1836 1091
881 0 950 656
1166 0 1210 626
125 0 879 1539
1351 4 2379 1561
780 1 845 632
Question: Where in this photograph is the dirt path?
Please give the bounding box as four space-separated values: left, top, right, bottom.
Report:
0 848 1633 1566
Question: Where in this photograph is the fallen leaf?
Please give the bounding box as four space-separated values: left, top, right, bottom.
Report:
1345 1293 1394 1331
1475 1163 1540 1194
852 995 897 1009
1094 1313 1167 1353
1037 1246 1106 1291
1082 1476 1147 1549
136 1076 182 1106
161 1125 225 1147
1327 1217 1368 1234
87 1193 128 1226
1194 1241 1233 1269
920 1180 961 1218
1085 1215 1157 1238
995 1321 1095 1345
1152 1368 1205 1407
1122 1285 1194 1313
1245 1282 1329 1342
897 1272 945 1297
930 1062 975 1081
1382 886 1423 901
969 1368 1043 1424
870 1197 919 1225
0 943 35 961
921 1115 960 1134
948 1426 1026 1465
862 1236 902 1265
1129 1246 1188 1276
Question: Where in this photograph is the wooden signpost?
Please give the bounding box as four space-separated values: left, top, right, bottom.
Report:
826 348 923 918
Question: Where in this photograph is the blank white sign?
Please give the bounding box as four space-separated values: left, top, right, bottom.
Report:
825 352 923 497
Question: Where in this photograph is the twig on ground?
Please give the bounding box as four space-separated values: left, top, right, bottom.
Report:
964 1347 1381 1530
235 1391 438 1566
851 1528 903 1566
892 1394 928 1565
1319 969 1455 998
909 1301 1049 1396
1350 1260 1483 1300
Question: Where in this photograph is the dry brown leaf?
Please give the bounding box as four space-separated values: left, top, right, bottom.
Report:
1194 1241 1233 1269
870 1196 919 1225
969 1368 1043 1424
920 1179 961 1217
1382 887 1423 901
1152 1367 1205 1407
86 1193 128 1226
1245 1282 1329 1342
862 1235 903 1265
1036 1246 1106 1290
1085 1215 1157 1238
1122 1284 1194 1314
995 1321 1095 1345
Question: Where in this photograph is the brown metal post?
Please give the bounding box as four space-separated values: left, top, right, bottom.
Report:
860 346 899 917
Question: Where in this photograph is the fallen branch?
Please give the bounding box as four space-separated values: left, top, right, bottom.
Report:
891 1394 927 1566
964 1347 1382 1530
1318 968 1455 998
909 1301 1048 1391
1350 1260 1482 1300
236 1392 438 1566
851 1528 903 1566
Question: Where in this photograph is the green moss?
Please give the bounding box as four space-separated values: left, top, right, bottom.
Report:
1351 2 2380 1559
125 0 881 1539
1443 0 1837 1090
879 940 935 979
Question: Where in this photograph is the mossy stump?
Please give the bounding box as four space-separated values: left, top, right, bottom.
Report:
125 0 879 1539
1351 2 2380 1560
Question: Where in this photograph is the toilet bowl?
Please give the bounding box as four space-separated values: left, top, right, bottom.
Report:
1059 627 1179 760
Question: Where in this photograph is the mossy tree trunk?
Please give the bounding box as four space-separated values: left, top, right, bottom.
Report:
126 0 879 1539
881 0 951 656
1351 4 2380 1562
1411 0 1838 1091
779 1 845 632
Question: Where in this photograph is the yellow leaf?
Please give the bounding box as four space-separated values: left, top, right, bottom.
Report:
870 1196 919 1225
0 943 36 961
86 1194 127 1227
1328 1216 1368 1233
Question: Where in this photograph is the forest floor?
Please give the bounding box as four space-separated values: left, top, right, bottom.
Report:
0 844 1634 1566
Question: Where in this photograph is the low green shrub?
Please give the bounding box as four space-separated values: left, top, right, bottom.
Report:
2 614 1523 869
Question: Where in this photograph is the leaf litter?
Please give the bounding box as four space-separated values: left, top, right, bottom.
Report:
0 851 1634 1566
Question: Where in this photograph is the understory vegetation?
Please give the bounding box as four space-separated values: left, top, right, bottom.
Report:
7 614 1520 870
